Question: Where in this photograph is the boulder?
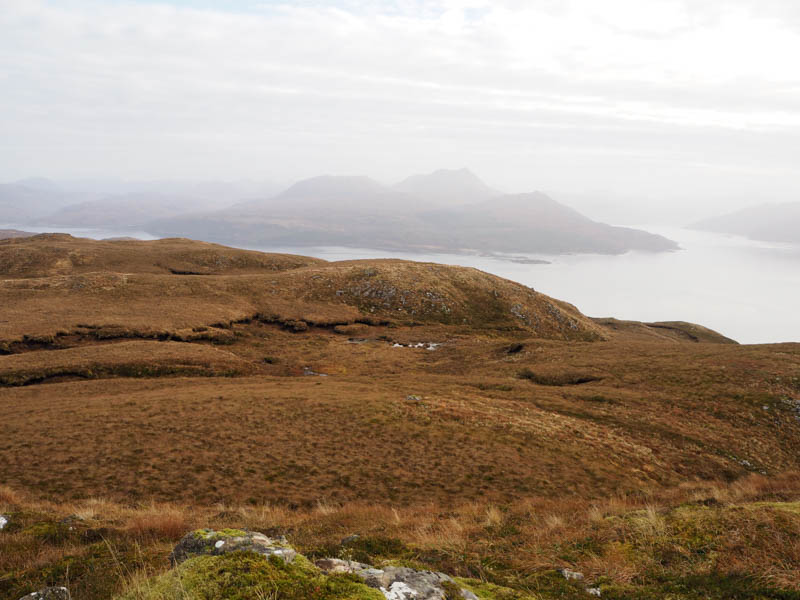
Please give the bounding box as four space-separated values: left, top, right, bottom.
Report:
170 529 296 564
17 587 71 600
316 558 477 600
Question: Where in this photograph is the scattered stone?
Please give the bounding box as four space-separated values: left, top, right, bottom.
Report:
560 568 584 581
303 367 328 377
0 515 8 530
170 529 296 565
315 559 475 600
17 587 71 600
391 342 441 350
587 587 602 596
406 395 422 402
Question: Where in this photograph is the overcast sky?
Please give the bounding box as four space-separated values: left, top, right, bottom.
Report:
1 0 799 219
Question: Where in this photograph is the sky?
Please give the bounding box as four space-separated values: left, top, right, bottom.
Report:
1 0 800 221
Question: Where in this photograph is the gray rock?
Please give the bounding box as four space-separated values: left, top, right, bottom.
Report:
315 558 473 600
560 568 584 581
18 587 71 600
170 529 296 564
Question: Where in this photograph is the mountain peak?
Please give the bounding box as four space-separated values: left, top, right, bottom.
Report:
393 168 497 206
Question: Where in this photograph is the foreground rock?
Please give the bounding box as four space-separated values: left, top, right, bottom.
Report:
113 528 535 600
316 558 478 599
170 528 297 564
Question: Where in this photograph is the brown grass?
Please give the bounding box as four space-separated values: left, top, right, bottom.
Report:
1 235 800 598
2 475 799 598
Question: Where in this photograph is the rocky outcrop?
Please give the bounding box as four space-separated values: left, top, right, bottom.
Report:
315 558 478 600
17 588 71 600
169 528 297 564
159 529 499 600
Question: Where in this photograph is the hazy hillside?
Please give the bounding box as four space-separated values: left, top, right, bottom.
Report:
148 171 677 255
421 191 678 254
393 167 498 206
35 192 240 229
0 178 278 229
0 229 35 240
0 181 85 223
690 202 800 243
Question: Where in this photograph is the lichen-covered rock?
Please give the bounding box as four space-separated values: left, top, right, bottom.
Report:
115 551 384 600
17 587 71 600
315 558 476 600
170 528 296 564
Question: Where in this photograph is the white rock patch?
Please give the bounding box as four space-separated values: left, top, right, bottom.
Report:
0 515 7 530
381 581 418 600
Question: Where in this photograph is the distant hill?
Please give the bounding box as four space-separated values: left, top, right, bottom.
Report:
419 192 677 254
0 229 35 240
690 202 800 243
148 171 677 255
1 178 277 228
393 167 498 206
0 182 83 223
35 192 238 229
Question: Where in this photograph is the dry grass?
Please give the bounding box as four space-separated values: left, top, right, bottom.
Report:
126 505 194 540
2 235 800 598
2 475 799 598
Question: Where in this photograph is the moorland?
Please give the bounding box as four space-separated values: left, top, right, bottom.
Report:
1 234 799 600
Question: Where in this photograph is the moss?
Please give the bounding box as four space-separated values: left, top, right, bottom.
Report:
599 573 800 600
115 551 384 600
24 521 76 545
306 535 409 564
191 528 248 540
454 578 537 600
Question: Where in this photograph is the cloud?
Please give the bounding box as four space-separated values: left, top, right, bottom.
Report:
1 0 799 206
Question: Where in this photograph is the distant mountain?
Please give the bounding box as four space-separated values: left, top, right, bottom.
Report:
0 183 83 224
1 178 277 228
231 175 413 216
35 192 239 229
0 229 35 240
148 172 677 255
393 168 498 206
690 202 800 244
420 192 678 254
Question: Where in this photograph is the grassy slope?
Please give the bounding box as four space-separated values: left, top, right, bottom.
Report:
1 235 799 598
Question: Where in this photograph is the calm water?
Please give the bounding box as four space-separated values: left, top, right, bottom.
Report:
7 224 799 344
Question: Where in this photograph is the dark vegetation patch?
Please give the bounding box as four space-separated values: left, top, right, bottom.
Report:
517 368 601 386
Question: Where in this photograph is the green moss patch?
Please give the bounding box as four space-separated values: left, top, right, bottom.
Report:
116 551 384 600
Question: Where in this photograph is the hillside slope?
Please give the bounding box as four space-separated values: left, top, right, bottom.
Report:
690 202 800 243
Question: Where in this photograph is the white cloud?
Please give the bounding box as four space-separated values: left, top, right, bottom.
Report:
1 0 799 207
